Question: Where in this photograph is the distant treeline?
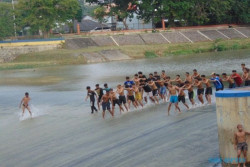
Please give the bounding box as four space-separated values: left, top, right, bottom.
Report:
0 0 249 40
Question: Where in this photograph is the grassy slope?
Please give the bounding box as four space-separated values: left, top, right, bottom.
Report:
1 38 250 70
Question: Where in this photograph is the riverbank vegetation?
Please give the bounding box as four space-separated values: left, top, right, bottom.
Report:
0 38 250 70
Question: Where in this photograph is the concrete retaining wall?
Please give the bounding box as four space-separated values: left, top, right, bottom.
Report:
0 27 249 63
0 44 61 63
64 27 249 49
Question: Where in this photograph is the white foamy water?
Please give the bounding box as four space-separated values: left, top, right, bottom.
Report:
18 104 49 121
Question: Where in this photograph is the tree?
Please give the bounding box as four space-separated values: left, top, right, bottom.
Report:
137 0 191 27
93 6 107 30
0 2 14 40
87 0 136 30
227 0 250 24
15 0 82 37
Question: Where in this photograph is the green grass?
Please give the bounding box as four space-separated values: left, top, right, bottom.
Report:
145 51 158 58
1 38 250 70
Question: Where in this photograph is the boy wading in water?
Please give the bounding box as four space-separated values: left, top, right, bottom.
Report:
234 124 250 167
85 86 98 114
201 75 212 105
193 77 204 105
19 92 32 117
167 83 181 116
101 91 114 119
110 88 124 114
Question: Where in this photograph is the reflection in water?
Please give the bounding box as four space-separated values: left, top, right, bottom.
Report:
0 49 249 167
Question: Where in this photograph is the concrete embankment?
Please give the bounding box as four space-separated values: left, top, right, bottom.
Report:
0 39 64 63
65 27 250 49
79 50 132 63
0 26 249 64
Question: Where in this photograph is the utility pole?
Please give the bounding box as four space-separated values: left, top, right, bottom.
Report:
11 0 17 38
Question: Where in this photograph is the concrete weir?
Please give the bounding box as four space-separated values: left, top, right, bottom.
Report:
215 87 250 166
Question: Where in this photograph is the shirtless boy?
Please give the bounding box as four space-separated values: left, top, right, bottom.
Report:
19 92 32 117
183 81 195 106
234 124 250 167
242 68 250 86
158 80 167 102
116 85 129 111
125 85 138 109
193 77 204 104
201 75 212 105
191 69 201 80
133 74 140 86
148 79 159 104
172 75 184 87
161 70 167 79
133 84 143 108
222 73 236 88
101 91 114 119
110 88 124 114
177 87 189 110
167 83 181 116
241 63 246 72
185 72 193 83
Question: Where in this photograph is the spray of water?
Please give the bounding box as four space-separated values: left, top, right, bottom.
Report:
18 104 48 121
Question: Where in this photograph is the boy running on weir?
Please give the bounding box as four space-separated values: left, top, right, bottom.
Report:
19 92 32 117
167 83 181 116
85 86 98 114
201 75 212 105
234 124 250 167
101 91 114 119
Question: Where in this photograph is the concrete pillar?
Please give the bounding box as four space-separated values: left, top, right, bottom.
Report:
162 18 165 30
215 87 250 166
77 23 80 35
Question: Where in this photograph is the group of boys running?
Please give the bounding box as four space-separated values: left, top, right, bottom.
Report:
86 63 250 118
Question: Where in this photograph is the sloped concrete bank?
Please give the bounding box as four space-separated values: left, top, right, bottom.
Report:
65 27 250 49
77 50 132 63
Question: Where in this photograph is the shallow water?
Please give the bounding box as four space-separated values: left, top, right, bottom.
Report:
0 49 249 167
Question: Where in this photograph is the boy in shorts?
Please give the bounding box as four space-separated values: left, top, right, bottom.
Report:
19 92 32 117
234 124 250 167
101 91 114 119
110 88 124 114
167 83 181 116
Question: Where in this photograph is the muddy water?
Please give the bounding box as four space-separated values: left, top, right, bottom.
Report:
0 49 249 167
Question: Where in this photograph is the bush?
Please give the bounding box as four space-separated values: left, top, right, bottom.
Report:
145 51 158 58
